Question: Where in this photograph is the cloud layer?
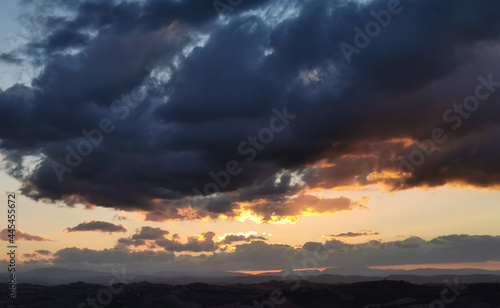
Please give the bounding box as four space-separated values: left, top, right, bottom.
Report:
17 233 500 273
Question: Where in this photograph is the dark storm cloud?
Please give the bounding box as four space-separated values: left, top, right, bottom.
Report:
65 220 127 233
2 0 500 219
237 171 306 202
43 29 90 53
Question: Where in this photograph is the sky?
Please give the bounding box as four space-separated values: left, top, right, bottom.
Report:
0 0 499 274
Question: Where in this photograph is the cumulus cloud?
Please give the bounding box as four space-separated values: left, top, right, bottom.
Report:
132 226 169 240
1 0 500 222
156 231 218 252
0 229 51 242
116 227 268 252
65 221 127 233
219 234 267 245
116 226 170 248
117 227 220 252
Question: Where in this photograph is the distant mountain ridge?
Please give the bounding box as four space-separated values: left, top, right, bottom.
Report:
4 266 500 285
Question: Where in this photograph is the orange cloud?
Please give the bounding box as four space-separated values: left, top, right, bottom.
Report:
0 229 51 242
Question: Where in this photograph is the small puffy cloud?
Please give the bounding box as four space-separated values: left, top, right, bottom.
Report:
0 229 50 241
113 214 127 221
65 221 127 233
219 234 268 245
132 226 169 240
116 226 170 248
156 231 218 252
327 230 380 238
35 250 52 256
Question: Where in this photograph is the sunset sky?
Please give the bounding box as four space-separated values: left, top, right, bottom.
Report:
0 0 499 274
